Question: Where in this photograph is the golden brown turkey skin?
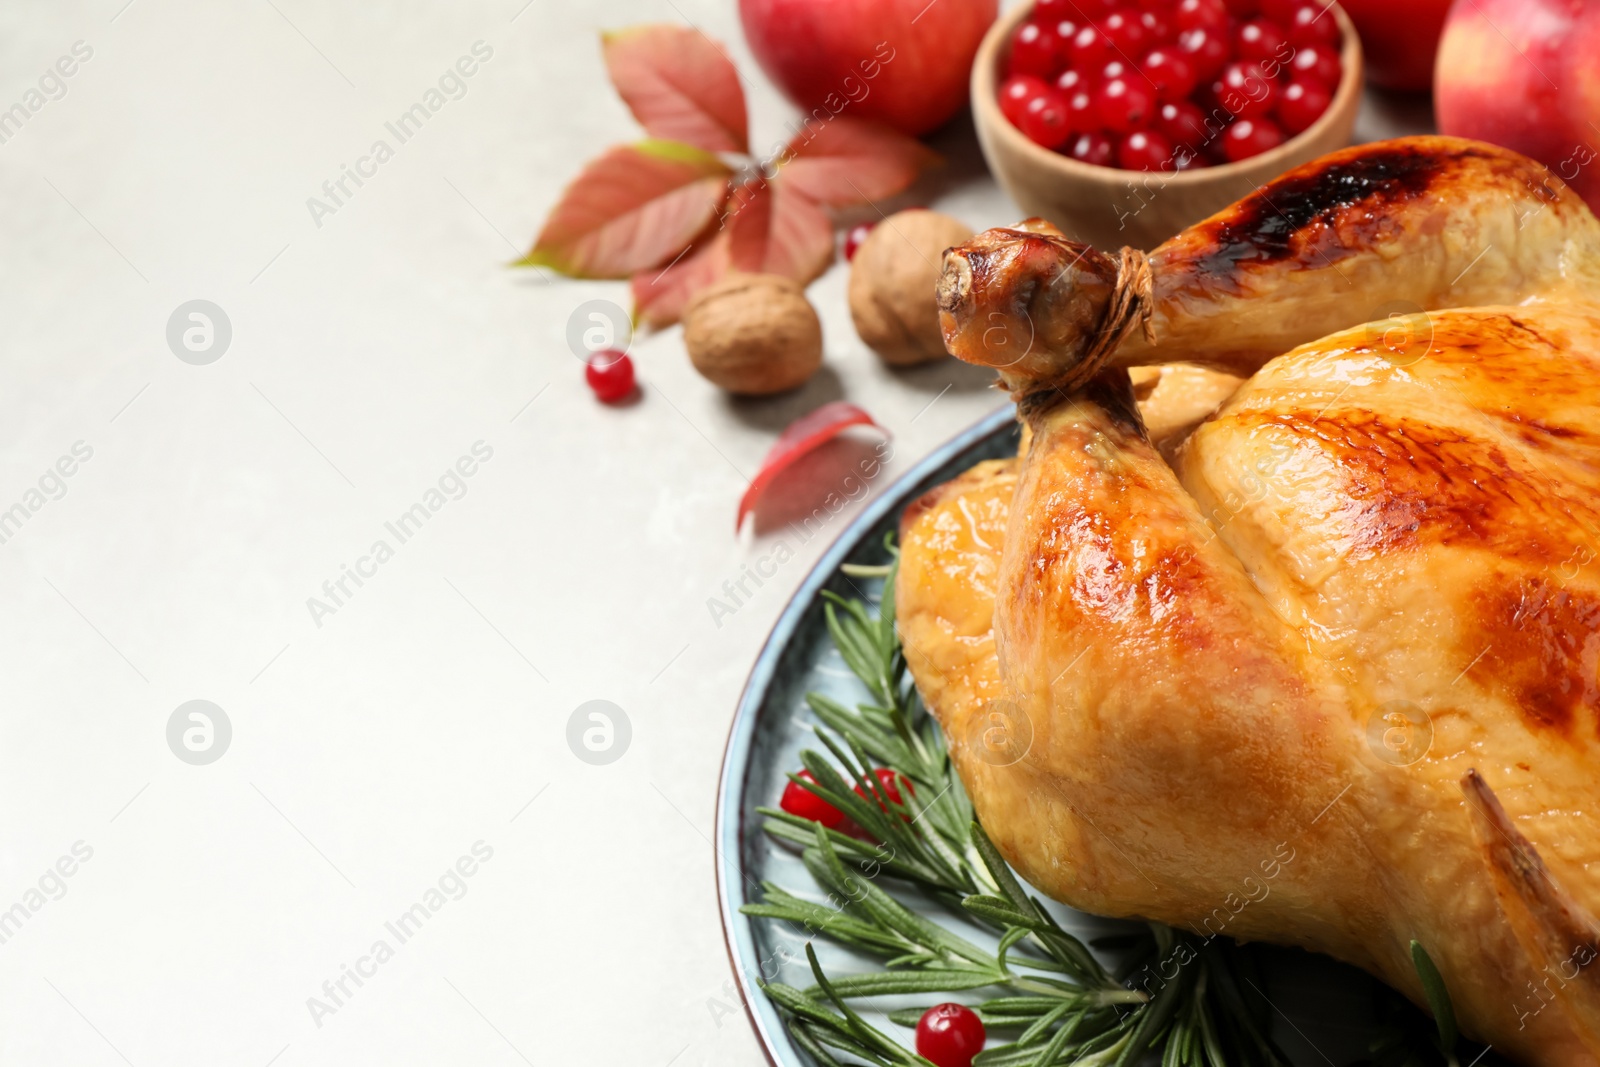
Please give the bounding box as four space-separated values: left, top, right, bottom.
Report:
904 137 1600 1065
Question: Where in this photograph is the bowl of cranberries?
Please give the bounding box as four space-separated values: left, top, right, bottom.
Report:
972 0 1363 249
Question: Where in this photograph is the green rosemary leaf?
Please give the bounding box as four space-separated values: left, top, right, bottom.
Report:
1015 1001 1073 1047
972 824 1031 907
1195 997 1226 1067
1162 1014 1183 1067
812 828 996 969
823 600 889 705
1028 1005 1091 1065
973 1043 1046 1067
1111 956 1188 1067
738 902 909 955
964 894 1043 930
806 943 930 1067
1410 941 1459 1054
806 1023 899 1067
1203 944 1285 1065
967 827 1106 985
974 1037 1079 1067
758 811 945 885
791 1021 852 1067
795 752 896 840
982 997 1076 1016
807 693 914 769
761 982 858 1037
996 925 1032 974
884 951 943 968
803 968 1006 998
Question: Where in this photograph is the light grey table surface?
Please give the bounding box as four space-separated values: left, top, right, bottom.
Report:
0 2 1429 1064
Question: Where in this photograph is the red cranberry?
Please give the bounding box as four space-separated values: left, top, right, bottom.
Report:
1220 116 1285 160
1034 0 1078 19
780 769 846 828
855 768 915 813
916 1004 986 1067
1118 128 1176 170
1101 8 1149 54
1155 98 1210 150
1142 46 1196 100
1068 24 1115 70
1215 60 1277 119
1276 77 1331 133
1063 88 1098 131
998 74 1049 125
1094 75 1156 132
1054 67 1094 95
1173 0 1230 31
1139 7 1173 43
1287 2 1340 48
1176 25 1231 81
1100 58 1132 81
585 350 635 402
1222 0 1259 13
1047 17 1082 56
1288 43 1341 89
1067 131 1116 166
1235 17 1287 63
1018 88 1075 148
1009 21 1060 78
842 222 874 261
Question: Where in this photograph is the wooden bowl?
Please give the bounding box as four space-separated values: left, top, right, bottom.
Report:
971 4 1364 250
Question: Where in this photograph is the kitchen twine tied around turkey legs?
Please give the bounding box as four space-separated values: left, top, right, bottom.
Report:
1015 246 1155 419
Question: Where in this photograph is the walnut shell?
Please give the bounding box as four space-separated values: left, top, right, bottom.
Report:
683 273 823 395
848 209 975 366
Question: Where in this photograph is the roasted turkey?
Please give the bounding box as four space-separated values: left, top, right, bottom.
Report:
896 137 1600 1065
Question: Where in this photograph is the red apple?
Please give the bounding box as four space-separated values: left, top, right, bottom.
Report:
1435 0 1600 211
738 0 998 136
1338 0 1452 91
1344 0 1459 90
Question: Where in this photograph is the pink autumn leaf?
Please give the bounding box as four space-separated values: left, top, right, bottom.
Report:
519 140 732 278
727 178 835 285
776 116 940 207
631 229 731 329
602 24 749 154
738 402 889 530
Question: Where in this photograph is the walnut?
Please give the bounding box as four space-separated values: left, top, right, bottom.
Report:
848 209 975 366
683 273 823 395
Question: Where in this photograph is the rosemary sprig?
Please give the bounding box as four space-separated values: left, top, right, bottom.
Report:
744 540 1487 1067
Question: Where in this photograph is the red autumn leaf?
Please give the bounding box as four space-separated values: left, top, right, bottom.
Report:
602 25 749 154
777 116 940 207
727 178 835 285
631 177 834 327
631 229 731 329
520 140 732 278
738 402 888 530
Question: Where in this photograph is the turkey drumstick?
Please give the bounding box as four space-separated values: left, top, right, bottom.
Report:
936 136 1600 396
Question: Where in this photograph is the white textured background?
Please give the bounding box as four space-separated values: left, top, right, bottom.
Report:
0 2 1426 1064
